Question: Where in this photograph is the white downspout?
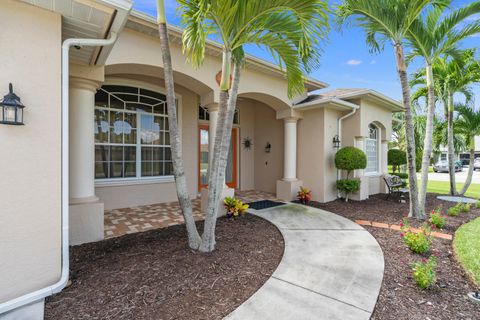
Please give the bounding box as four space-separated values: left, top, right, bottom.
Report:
0 32 117 315
336 105 359 197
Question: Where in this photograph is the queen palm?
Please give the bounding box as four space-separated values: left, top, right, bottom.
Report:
161 0 329 252
455 105 480 195
406 0 480 211
336 0 444 219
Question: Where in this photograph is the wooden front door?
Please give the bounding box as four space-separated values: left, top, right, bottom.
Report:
198 125 237 191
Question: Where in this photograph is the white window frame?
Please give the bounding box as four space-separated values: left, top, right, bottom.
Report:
365 124 380 175
94 81 182 187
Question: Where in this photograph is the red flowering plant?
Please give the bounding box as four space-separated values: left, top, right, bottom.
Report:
411 256 438 289
400 219 433 254
429 205 446 229
297 187 312 204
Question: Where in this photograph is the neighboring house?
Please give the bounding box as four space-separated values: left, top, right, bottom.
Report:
0 1 403 319
438 136 480 164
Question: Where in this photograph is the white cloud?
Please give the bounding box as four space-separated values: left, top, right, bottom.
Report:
346 59 362 66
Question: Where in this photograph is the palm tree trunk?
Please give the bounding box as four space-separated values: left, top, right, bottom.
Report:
394 43 421 219
199 55 241 253
447 92 457 195
459 138 475 195
418 63 435 215
157 0 202 249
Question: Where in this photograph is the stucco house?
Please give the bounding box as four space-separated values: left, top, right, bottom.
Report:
0 0 403 319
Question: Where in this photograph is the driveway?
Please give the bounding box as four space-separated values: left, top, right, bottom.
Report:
421 169 480 183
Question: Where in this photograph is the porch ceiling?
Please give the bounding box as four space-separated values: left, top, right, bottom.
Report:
21 0 132 65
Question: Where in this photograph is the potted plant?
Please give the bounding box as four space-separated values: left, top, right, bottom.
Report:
297 186 312 204
224 197 249 219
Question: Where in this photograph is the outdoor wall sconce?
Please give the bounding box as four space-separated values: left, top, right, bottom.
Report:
242 137 253 150
265 142 272 153
0 83 25 125
333 135 341 149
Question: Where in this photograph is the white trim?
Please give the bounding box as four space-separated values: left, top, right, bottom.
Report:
95 176 175 187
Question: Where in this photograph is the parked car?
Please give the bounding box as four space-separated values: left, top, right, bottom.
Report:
433 160 462 173
474 158 480 171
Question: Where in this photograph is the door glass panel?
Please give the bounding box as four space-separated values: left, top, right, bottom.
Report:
199 128 209 186
199 127 236 189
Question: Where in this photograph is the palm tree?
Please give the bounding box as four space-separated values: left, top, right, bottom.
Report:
179 0 330 252
156 0 202 249
336 0 443 219
432 52 479 194
406 0 480 212
455 105 480 195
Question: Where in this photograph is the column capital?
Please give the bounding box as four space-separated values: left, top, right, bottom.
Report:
204 102 220 113
70 77 102 92
276 108 303 121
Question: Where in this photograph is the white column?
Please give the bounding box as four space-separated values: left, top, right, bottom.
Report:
283 117 298 181
69 78 99 203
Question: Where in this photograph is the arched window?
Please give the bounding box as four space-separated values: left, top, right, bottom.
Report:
94 85 173 181
366 124 379 173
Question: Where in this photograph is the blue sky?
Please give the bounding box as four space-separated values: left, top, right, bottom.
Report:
133 0 479 109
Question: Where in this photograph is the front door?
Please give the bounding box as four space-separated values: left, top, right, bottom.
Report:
198 125 237 191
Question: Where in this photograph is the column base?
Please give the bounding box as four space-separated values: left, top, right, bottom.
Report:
349 176 369 201
69 199 104 246
200 186 235 217
0 299 44 320
276 179 303 201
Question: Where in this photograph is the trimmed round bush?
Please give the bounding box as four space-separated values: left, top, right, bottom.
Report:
334 147 367 177
388 149 406 172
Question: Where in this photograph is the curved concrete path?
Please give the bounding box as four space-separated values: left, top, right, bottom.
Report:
225 204 384 320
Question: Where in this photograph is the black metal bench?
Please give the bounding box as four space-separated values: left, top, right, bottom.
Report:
383 174 409 201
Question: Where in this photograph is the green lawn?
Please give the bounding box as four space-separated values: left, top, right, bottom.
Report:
426 181 480 199
453 217 480 285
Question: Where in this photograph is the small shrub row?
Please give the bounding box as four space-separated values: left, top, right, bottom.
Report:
429 206 446 229
448 202 471 216
475 201 480 209
400 220 433 254
411 256 438 289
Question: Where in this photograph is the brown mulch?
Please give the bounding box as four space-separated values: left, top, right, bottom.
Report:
45 214 284 320
305 194 480 320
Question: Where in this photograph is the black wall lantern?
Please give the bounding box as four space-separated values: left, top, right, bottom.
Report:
265 142 272 153
0 83 25 125
333 135 341 149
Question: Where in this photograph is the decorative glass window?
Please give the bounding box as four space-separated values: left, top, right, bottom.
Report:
366 124 379 173
94 85 173 180
198 105 240 124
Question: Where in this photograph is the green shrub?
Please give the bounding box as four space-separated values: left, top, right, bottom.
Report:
335 147 367 177
388 149 407 173
475 201 480 209
448 206 460 217
336 179 361 202
392 172 408 180
429 206 446 229
223 197 249 219
459 203 471 213
411 256 438 289
400 220 433 254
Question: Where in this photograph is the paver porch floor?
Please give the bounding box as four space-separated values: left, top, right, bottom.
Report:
104 190 278 238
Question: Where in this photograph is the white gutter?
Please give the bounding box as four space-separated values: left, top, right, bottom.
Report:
0 32 117 315
336 104 359 197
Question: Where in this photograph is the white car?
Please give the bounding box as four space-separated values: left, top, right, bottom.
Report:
475 158 480 171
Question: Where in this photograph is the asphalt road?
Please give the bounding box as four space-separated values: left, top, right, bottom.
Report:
420 168 480 183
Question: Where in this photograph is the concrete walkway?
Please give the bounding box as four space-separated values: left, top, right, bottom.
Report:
225 204 384 320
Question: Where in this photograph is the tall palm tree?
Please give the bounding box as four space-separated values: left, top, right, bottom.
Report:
432 52 479 194
455 105 480 195
156 0 202 249
336 0 443 219
179 0 330 252
406 0 480 211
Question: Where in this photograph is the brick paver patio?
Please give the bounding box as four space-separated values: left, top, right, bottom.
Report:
104 190 278 239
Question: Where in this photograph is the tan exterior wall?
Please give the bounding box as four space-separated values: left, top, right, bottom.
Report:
297 108 342 202
0 1 62 303
254 103 284 193
237 100 255 190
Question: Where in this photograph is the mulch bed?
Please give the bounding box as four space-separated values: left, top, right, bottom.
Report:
45 214 284 320
304 193 480 320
